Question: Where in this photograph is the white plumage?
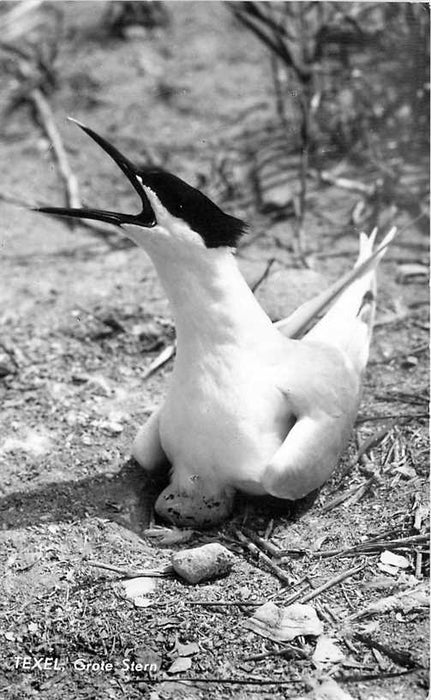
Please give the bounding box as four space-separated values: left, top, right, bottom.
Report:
131 189 396 526
37 121 396 528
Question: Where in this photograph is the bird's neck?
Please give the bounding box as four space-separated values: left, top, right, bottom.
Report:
147 246 275 350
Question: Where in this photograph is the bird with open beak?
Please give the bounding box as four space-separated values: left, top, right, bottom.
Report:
38 120 396 528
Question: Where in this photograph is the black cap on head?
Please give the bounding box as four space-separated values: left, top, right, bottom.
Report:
36 120 247 249
139 167 247 248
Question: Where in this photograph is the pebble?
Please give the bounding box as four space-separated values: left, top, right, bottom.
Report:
171 543 234 584
0 359 14 377
401 355 418 368
102 421 124 435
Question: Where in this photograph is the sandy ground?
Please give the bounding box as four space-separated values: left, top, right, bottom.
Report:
0 3 429 699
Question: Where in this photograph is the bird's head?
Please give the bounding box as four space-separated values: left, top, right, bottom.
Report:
37 120 247 254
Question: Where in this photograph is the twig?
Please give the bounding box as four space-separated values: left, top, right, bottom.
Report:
240 527 282 558
293 91 311 268
299 563 366 604
142 343 176 380
314 534 429 559
276 584 311 608
321 477 375 514
339 668 419 683
333 426 393 487
356 412 428 424
319 170 375 196
375 390 429 407
235 529 292 585
353 633 419 669
250 257 276 293
140 676 303 685
88 559 173 578
186 600 262 606
360 534 429 548
29 88 81 210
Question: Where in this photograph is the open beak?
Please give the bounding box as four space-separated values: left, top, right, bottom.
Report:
36 119 156 227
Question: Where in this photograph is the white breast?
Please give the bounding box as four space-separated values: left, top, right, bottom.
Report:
159 344 292 495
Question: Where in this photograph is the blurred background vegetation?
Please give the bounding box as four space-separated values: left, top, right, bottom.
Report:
0 0 429 258
0 9 428 697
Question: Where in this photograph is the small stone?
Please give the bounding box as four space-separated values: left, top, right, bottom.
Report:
171 543 235 584
397 263 428 283
401 355 418 368
0 359 15 377
118 577 157 607
167 656 192 674
102 421 124 435
380 550 410 569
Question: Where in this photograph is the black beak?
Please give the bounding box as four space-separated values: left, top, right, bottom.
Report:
36 119 156 227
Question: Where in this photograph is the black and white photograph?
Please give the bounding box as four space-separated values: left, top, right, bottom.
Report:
0 1 429 698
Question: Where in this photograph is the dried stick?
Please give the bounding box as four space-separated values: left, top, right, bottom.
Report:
321 478 375 514
356 412 428 424
315 534 429 559
319 170 376 196
240 527 281 558
332 426 392 488
251 257 276 293
88 559 173 578
353 632 419 669
155 676 303 686
235 529 292 585
142 343 176 380
299 563 366 604
29 88 81 210
292 79 311 269
186 600 262 606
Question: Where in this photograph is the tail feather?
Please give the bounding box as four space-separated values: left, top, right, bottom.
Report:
275 227 396 342
301 227 396 373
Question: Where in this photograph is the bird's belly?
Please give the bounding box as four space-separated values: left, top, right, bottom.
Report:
159 374 289 494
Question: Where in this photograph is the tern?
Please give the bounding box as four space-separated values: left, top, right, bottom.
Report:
37 120 396 528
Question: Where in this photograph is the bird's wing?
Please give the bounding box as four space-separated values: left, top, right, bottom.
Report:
275 227 396 339
132 407 169 473
262 411 354 500
263 228 397 500
263 338 360 500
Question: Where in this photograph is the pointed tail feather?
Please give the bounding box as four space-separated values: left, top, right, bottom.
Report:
275 227 396 341
301 227 396 373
